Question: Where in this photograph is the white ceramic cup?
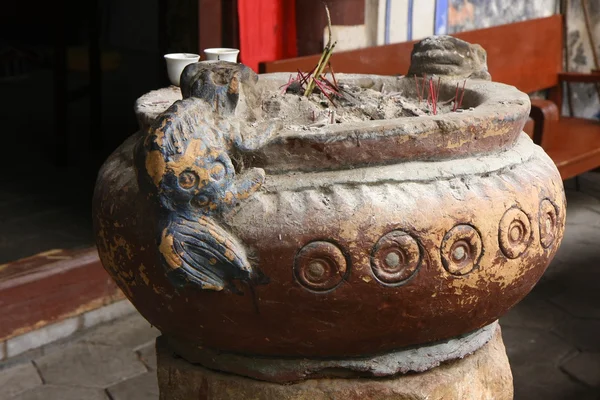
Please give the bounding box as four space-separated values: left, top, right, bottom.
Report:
164 53 200 86
203 48 240 62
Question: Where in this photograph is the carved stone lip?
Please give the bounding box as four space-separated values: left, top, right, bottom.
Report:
163 321 499 383
135 73 530 173
248 74 530 173
411 51 464 66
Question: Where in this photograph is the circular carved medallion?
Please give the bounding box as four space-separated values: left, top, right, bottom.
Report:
371 230 421 285
441 225 483 276
294 241 348 292
499 207 532 259
539 199 559 248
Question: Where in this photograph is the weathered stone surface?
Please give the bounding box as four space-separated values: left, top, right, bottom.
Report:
157 326 513 400
554 320 600 352
80 313 160 349
502 326 575 368
136 342 157 371
500 295 568 331
407 35 491 80
13 385 108 400
0 362 42 399
35 343 146 388
550 284 600 320
562 191 600 227
511 363 594 400
107 372 159 400
164 322 498 383
550 225 600 272
561 352 600 388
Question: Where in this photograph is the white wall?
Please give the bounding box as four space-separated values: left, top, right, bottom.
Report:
327 0 440 52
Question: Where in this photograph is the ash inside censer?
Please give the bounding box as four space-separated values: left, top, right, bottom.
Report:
260 79 464 132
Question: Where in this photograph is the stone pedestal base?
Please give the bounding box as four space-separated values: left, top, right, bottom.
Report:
156 326 513 400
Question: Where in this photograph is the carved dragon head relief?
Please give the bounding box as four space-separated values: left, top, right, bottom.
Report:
133 61 269 293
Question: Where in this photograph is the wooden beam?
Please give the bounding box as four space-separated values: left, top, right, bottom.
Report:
199 0 223 53
222 0 240 49
295 0 366 56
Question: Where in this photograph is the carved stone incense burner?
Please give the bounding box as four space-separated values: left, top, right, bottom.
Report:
93 37 565 397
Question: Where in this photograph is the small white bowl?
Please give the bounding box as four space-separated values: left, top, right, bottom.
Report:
164 53 200 86
203 48 240 62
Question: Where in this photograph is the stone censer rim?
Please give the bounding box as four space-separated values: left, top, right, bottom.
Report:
134 73 530 173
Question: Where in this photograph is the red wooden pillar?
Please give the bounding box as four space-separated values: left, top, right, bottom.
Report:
198 0 223 52
238 0 298 72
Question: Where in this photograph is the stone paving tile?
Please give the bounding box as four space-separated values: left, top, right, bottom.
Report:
136 342 157 371
579 173 600 200
34 342 147 388
562 352 600 388
548 225 600 278
80 313 160 349
107 371 159 400
11 385 108 400
512 362 596 400
502 326 576 368
500 294 569 331
527 274 570 301
550 284 600 319
563 191 600 227
554 320 600 352
0 362 42 400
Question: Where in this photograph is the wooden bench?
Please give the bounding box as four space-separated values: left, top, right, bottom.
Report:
260 15 600 181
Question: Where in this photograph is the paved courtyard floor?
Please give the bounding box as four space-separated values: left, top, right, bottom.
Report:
2 175 600 399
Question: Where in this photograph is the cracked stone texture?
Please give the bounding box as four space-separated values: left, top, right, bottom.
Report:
0 362 42 399
34 342 147 388
80 313 160 349
553 319 600 353
510 363 596 400
157 326 514 400
136 342 157 371
4 175 600 399
107 372 159 400
502 326 575 367
11 385 108 400
562 352 600 388
500 294 569 331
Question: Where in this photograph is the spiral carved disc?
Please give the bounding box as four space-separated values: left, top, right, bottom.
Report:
499 207 532 259
539 199 559 248
441 225 483 276
294 241 348 292
371 230 421 285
